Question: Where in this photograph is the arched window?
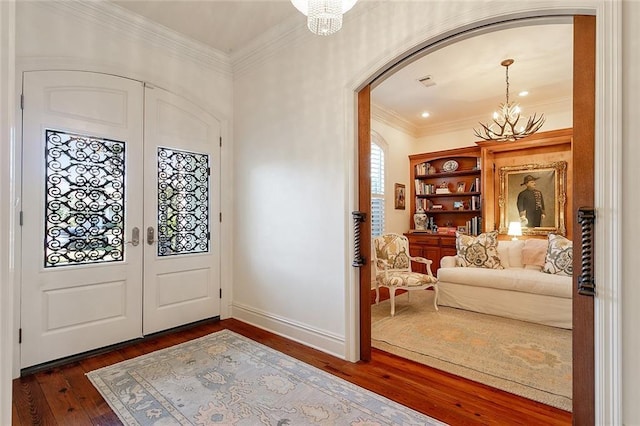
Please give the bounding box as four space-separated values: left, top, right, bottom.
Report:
371 133 386 237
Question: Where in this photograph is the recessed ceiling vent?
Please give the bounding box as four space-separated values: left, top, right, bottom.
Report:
418 75 436 88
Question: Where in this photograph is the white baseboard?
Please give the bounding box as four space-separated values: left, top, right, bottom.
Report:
231 302 346 360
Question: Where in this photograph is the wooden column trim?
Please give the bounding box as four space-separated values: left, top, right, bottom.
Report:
572 14 596 426
357 86 372 361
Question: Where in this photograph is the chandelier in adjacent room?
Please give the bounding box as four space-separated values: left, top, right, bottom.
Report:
290 0 358 36
473 59 545 142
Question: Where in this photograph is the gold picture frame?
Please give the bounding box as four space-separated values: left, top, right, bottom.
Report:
498 161 567 236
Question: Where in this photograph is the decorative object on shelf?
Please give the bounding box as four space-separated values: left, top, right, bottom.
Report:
453 201 465 210
457 225 468 234
428 165 437 174
394 183 405 210
456 182 466 193
498 161 567 236
290 0 357 35
414 206 428 231
473 59 545 142
507 221 523 240
435 181 450 194
442 159 459 172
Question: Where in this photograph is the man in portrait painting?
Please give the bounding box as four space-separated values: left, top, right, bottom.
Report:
517 174 545 227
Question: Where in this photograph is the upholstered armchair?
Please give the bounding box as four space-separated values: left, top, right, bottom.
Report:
373 233 439 316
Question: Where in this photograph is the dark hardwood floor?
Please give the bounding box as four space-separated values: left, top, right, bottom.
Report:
12 318 571 425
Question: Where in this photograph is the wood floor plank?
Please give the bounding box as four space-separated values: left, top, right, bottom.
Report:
61 361 119 424
12 372 57 425
13 318 571 425
34 368 93 425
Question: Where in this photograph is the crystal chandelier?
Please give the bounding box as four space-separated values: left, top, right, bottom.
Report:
290 0 358 36
473 59 545 142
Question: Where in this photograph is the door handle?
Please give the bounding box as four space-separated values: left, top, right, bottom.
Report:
352 211 366 267
147 226 156 245
577 207 596 296
125 227 140 246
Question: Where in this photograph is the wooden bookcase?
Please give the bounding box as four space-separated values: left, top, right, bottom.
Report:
409 146 482 234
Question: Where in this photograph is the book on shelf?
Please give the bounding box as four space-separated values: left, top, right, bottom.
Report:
415 180 435 195
415 162 432 175
436 226 457 234
465 216 482 236
470 195 481 210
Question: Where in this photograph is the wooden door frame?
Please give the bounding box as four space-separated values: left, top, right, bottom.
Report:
571 15 595 424
357 16 596 424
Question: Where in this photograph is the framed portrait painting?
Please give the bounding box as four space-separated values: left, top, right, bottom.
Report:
394 183 406 210
498 161 567 236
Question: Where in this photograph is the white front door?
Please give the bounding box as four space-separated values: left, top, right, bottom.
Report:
143 85 221 334
21 71 145 368
21 71 221 369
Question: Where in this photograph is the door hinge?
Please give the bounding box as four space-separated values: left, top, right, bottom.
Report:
207 167 211 176
18 328 22 344
19 211 23 226
219 136 222 147
207 232 211 240
20 94 24 110
219 288 222 299
219 212 222 223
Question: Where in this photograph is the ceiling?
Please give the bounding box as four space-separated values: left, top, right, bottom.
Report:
110 1 573 133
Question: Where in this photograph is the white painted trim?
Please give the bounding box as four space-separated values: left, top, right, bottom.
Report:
231 302 346 359
594 2 622 424
346 3 621 424
371 103 419 138
40 1 232 77
0 0 15 422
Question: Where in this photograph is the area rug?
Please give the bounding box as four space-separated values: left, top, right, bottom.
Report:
372 290 572 411
87 329 445 425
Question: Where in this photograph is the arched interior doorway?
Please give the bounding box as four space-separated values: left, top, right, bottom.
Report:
356 15 595 424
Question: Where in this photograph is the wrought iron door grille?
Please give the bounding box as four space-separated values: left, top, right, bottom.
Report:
44 129 125 267
157 147 210 256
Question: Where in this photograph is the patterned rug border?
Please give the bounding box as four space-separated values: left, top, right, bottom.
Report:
87 329 446 425
372 295 572 412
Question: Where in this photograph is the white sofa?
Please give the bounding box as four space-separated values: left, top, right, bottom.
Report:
437 239 572 329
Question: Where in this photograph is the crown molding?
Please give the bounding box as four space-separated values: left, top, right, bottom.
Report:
40 0 232 77
231 2 378 77
371 103 419 137
414 95 572 138
371 95 571 140
231 14 305 77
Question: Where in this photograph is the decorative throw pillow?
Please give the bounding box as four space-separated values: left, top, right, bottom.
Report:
456 230 504 269
543 233 573 276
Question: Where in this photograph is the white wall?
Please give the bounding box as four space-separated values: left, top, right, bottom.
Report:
622 1 639 423
372 120 413 235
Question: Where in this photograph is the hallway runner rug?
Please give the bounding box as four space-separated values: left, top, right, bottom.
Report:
371 290 572 411
88 329 445 425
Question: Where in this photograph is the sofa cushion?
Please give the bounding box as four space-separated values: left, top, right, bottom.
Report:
456 231 504 269
543 234 573 276
497 240 525 268
437 267 572 298
522 238 548 267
